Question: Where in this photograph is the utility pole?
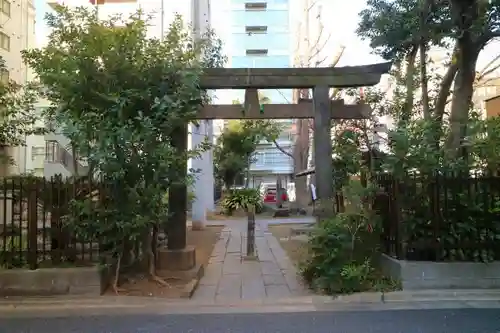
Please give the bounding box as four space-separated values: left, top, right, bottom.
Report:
160 0 164 41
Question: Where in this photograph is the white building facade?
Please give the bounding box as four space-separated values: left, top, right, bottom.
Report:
0 0 38 177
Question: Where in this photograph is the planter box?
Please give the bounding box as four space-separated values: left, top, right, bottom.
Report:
380 254 500 290
0 266 103 296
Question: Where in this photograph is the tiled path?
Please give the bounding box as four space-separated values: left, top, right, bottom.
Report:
192 219 311 303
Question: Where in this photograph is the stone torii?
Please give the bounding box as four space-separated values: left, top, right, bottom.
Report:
160 62 391 272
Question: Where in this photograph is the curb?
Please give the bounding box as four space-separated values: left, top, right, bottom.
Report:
323 290 500 304
1 291 499 314
180 264 204 298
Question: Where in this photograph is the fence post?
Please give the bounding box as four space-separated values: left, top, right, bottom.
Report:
27 181 39 270
392 176 404 259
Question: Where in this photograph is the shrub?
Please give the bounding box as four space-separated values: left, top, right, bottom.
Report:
300 203 398 294
0 235 27 268
221 188 263 215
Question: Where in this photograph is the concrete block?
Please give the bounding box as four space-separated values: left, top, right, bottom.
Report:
380 254 500 290
0 266 101 296
156 245 196 271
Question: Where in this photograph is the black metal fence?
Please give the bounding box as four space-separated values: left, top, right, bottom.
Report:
375 173 500 261
0 176 101 269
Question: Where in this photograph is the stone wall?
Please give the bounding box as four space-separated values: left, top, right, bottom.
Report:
0 266 103 296
381 254 500 290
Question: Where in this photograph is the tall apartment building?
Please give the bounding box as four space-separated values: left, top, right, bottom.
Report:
0 0 37 177
229 0 294 187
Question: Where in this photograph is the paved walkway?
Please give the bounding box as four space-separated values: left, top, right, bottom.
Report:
192 219 311 303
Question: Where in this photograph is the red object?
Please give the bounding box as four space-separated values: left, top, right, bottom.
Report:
264 194 276 203
281 193 288 202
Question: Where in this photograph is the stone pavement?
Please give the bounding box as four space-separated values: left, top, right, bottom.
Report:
192 220 310 303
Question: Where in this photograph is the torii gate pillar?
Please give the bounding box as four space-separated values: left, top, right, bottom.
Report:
313 86 335 217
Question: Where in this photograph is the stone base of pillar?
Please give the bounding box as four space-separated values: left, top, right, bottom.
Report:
156 245 196 271
191 220 205 231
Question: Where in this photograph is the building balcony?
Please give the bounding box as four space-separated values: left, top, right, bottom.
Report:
250 163 293 174
44 139 88 178
230 32 290 52
231 9 289 28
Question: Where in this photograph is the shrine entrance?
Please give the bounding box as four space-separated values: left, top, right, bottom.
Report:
162 62 391 264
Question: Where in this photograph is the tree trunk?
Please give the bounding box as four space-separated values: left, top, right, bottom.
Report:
401 45 418 123
445 0 483 157
419 45 430 120
245 153 250 188
293 118 310 208
434 46 458 123
71 143 79 177
445 46 478 156
419 0 430 121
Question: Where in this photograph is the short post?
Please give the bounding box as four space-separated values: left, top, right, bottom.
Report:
246 204 256 258
27 185 39 270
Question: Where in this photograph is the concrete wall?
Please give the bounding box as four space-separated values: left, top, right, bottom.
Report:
0 266 103 296
381 254 500 290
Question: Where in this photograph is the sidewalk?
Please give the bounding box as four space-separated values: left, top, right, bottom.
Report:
192 220 311 303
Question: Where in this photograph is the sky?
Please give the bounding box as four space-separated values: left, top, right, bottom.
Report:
34 0 499 75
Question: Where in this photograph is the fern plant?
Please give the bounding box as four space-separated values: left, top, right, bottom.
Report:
221 188 263 215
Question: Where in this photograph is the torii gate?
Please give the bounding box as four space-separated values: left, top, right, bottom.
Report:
159 63 391 271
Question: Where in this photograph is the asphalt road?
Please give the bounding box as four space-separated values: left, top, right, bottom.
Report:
2 308 500 333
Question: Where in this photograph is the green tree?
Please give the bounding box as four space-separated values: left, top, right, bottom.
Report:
0 57 43 169
214 95 282 189
357 0 500 157
23 6 224 292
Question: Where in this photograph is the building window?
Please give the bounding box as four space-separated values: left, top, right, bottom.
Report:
232 55 290 69
254 152 265 166
1 0 10 16
45 141 58 163
31 146 45 161
245 2 267 10
232 32 289 52
245 26 267 34
232 10 289 28
246 49 268 56
0 32 10 51
0 69 8 84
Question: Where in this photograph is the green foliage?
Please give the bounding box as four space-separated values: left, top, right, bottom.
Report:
0 235 27 269
214 96 282 188
300 208 397 294
22 6 225 276
357 0 452 61
383 172 500 262
221 188 263 215
0 57 45 166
